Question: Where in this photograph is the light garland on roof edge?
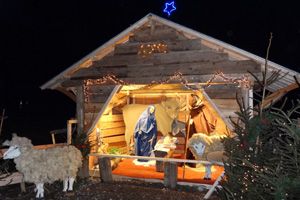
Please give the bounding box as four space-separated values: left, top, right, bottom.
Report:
83 72 251 102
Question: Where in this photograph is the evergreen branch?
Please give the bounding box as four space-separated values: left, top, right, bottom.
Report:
271 108 293 124
286 103 300 118
248 70 263 88
279 98 288 110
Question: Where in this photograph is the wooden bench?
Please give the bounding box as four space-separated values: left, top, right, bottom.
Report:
90 153 224 199
0 172 25 192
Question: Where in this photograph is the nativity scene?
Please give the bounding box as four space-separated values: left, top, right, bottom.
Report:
39 13 299 196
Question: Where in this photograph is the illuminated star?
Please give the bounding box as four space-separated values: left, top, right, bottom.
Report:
163 1 176 16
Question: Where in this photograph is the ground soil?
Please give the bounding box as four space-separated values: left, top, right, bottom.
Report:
0 178 220 200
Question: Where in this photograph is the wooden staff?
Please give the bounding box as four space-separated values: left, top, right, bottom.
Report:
182 113 192 179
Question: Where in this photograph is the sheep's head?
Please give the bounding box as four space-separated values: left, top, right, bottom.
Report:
2 133 33 159
191 142 206 156
7 133 33 147
3 145 21 159
187 133 211 159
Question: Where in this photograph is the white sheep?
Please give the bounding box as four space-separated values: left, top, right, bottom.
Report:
187 133 226 180
3 134 82 198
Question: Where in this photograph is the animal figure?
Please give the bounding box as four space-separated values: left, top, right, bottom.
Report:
188 133 226 180
122 98 185 148
3 134 82 198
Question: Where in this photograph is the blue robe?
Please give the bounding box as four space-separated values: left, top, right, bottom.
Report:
134 105 157 161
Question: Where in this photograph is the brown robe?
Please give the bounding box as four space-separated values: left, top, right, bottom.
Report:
186 104 217 162
190 104 217 135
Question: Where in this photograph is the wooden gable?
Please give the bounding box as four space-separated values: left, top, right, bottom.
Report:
62 21 261 88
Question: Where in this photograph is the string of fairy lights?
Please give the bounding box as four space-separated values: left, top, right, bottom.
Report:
83 71 251 102
138 42 168 57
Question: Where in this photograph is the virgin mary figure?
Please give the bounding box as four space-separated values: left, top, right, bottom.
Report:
134 105 157 161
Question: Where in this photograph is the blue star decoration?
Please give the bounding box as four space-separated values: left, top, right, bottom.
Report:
163 1 176 16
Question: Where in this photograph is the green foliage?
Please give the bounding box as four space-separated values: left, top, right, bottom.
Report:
108 147 121 155
219 103 300 200
72 132 96 158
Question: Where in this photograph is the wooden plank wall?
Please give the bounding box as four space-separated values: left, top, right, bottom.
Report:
84 85 114 131
99 114 126 148
204 85 241 126
211 99 240 125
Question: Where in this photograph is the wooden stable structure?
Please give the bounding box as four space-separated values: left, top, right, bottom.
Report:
41 14 300 178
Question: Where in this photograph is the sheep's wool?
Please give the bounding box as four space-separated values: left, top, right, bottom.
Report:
9 133 33 148
11 135 82 184
187 133 225 160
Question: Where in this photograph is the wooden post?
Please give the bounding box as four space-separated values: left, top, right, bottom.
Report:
76 86 85 135
204 171 225 199
249 88 254 117
67 119 77 145
67 121 72 145
20 181 26 193
164 162 177 189
51 133 56 144
241 87 249 110
98 157 113 182
154 150 168 172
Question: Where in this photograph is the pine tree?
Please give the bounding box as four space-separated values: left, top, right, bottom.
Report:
219 34 300 200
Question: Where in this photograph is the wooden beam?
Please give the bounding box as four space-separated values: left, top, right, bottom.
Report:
100 114 124 123
101 127 125 137
85 85 117 94
93 50 229 67
61 79 84 88
90 153 223 165
204 85 240 99
100 121 125 129
63 73 256 87
114 39 202 55
102 135 125 143
0 172 24 189
240 87 250 109
262 82 300 108
129 25 186 42
71 59 260 80
76 86 85 134
120 89 191 95
126 60 260 78
56 87 76 102
73 66 128 79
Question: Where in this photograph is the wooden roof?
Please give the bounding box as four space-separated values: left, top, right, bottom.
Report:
41 13 299 92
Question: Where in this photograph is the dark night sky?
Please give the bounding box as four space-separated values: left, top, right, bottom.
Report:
0 0 300 144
